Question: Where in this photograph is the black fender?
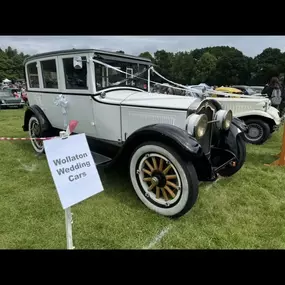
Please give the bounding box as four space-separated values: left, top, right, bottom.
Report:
111 124 214 181
231 116 248 133
218 121 245 158
22 105 52 134
120 123 204 159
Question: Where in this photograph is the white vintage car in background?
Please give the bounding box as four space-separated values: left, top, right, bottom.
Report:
186 88 281 145
22 49 247 218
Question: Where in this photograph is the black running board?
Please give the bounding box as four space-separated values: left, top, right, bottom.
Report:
91 151 112 166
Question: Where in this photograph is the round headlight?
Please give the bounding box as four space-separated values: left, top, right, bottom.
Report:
215 110 233 130
186 113 208 139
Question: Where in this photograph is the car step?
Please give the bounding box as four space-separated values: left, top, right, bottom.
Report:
91 151 112 166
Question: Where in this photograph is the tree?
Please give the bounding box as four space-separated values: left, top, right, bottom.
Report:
252 48 284 84
139 51 154 62
170 51 195 84
191 52 217 85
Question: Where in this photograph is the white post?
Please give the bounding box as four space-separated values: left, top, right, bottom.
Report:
65 207 74 249
59 130 75 250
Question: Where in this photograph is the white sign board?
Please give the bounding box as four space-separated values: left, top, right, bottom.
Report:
43 133 104 209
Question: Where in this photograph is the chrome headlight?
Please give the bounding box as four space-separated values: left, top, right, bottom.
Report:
186 114 208 139
215 110 233 130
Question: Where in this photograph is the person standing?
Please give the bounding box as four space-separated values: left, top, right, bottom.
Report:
261 77 282 113
278 75 285 117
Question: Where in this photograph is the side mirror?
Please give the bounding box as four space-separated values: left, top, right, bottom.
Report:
73 56 83 69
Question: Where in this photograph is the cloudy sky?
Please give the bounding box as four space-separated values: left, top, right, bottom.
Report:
0 36 284 57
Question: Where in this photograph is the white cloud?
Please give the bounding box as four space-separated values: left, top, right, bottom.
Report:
0 36 285 57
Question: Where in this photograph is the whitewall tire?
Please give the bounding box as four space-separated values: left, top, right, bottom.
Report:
28 116 45 154
129 142 199 218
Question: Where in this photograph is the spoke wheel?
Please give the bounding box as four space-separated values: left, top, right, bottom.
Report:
129 142 199 218
28 116 44 153
138 153 182 206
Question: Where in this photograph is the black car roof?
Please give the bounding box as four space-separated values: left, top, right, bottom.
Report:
24 49 153 66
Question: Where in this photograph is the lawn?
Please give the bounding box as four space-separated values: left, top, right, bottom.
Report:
1 108 285 249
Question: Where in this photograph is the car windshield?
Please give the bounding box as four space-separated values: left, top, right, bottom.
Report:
94 59 154 91
245 88 255 95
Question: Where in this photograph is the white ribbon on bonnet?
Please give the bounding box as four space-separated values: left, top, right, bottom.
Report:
54 94 69 128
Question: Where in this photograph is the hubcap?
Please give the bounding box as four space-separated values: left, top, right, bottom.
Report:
244 123 264 142
137 153 182 206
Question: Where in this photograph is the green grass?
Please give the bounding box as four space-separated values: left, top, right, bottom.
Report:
1 108 285 249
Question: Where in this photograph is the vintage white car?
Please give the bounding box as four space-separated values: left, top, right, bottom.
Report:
22 49 247 218
186 88 281 145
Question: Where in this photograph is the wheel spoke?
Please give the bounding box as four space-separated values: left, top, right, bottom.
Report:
161 188 169 201
142 168 152 176
148 182 156 192
156 186 160 199
159 158 163 171
166 181 178 189
152 157 158 170
145 160 154 172
166 174 177 180
143 177 152 182
164 185 176 198
162 164 172 175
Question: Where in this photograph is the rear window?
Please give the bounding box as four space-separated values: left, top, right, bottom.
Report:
41 59 58 89
27 62 39 88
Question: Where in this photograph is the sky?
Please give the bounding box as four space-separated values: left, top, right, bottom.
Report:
0 36 284 58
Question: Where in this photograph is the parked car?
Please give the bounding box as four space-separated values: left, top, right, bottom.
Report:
186 87 281 145
22 49 247 218
0 89 25 109
231 85 266 97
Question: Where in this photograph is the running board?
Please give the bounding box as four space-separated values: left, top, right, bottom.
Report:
91 151 112 166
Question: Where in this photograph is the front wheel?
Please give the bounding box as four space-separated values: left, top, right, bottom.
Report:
28 116 45 154
218 135 246 177
241 118 271 145
129 141 199 218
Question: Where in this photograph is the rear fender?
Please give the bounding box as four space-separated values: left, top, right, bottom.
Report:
22 105 52 134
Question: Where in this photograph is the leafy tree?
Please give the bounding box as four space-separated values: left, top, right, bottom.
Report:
191 52 217 85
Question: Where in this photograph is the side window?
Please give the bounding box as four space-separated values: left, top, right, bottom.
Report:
62 56 88 90
41 59 58 89
27 62 39 88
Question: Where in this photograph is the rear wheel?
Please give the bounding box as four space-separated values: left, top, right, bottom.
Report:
241 118 270 145
129 142 199 218
28 116 45 154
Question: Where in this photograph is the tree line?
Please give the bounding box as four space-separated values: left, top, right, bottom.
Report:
0 45 284 87
137 46 285 86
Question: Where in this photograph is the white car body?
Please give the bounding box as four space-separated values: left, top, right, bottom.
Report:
213 97 280 126
186 87 281 127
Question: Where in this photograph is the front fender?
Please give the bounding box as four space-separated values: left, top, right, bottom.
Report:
122 124 204 159
237 109 280 125
22 105 52 133
111 124 214 181
219 124 243 157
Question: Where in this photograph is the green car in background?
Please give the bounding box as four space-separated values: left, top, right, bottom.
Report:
0 89 25 109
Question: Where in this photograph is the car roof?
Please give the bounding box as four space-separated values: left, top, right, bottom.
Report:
24 48 153 65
